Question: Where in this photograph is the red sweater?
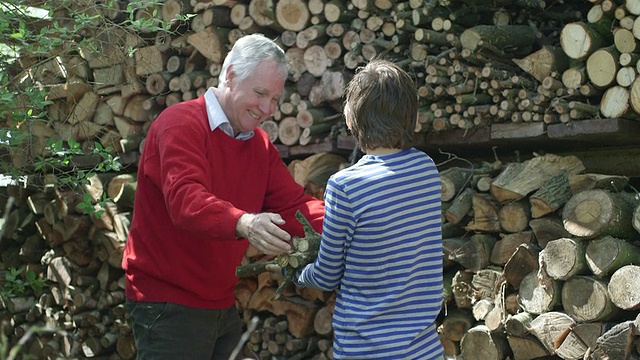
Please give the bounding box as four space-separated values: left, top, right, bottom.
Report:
122 95 324 309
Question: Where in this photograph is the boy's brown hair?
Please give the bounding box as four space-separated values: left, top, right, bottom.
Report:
343 60 419 151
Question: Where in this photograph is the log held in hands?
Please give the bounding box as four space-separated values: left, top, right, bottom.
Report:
235 210 321 299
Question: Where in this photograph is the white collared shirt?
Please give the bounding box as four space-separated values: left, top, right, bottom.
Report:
203 87 254 140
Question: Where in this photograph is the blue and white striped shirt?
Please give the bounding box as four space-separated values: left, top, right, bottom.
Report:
296 148 444 359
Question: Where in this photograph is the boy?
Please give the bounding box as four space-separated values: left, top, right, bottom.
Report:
294 60 445 359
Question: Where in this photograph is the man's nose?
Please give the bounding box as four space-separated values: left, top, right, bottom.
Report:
259 99 274 115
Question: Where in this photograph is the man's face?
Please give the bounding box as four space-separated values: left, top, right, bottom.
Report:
226 61 285 134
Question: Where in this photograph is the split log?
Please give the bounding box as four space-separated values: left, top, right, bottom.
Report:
492 232 535 272
589 320 635 360
490 154 585 203
503 243 539 290
187 26 228 63
448 233 496 272
568 173 629 193
529 170 572 219
472 268 504 302
451 270 475 310
518 271 562 315
529 216 572 248
444 187 474 224
528 311 576 355
464 194 501 233
442 237 467 268
513 46 569 83
507 335 550 360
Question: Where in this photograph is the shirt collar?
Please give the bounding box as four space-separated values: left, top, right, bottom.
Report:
204 87 254 140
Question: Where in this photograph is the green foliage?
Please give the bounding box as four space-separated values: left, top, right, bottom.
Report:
0 0 186 216
0 0 190 357
0 267 46 298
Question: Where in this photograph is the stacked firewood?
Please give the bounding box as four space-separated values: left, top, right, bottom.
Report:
437 152 640 359
13 0 633 169
2 151 640 359
558 0 640 120
239 152 640 360
0 174 136 359
6 0 640 359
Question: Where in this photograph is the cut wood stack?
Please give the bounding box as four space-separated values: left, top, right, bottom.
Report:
439 152 640 360
558 0 640 120
5 0 640 359
0 174 137 359
9 0 630 169
2 152 640 359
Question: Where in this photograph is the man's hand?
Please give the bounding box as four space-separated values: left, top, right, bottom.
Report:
237 213 292 255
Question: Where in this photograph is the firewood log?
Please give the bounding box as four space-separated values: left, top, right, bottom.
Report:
507 335 550 360
313 298 334 337
445 187 474 224
539 237 589 281
589 320 635 360
448 233 496 272
608 265 640 310
452 269 474 310
490 231 534 267
529 215 572 249
275 0 309 32
527 311 576 355
464 194 501 233
600 85 636 119
440 167 473 202
459 324 510 360
561 276 621 322
498 199 531 233
562 189 640 240
519 271 562 315
586 235 640 277
568 173 629 193
503 243 539 290
490 153 585 203
529 170 572 219
439 309 475 343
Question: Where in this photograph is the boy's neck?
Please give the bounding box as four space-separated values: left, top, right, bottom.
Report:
365 147 402 156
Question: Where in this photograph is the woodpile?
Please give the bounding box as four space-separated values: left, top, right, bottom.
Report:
236 152 640 359
5 0 640 359
11 0 640 168
2 152 640 359
0 177 135 359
